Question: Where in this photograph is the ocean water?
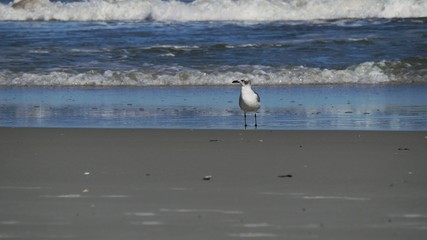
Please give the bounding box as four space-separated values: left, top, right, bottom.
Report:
0 0 426 130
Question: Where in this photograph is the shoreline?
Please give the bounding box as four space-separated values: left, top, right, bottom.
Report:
2 125 427 131
1 128 426 239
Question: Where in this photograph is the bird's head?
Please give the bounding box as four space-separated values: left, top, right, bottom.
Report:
232 79 251 86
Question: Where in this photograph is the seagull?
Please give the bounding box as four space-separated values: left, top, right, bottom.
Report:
232 79 261 128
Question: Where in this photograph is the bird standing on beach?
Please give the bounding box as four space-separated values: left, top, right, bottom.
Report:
232 79 261 128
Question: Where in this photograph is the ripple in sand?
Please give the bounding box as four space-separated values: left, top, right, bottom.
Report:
159 208 243 215
130 221 164 226
125 212 156 217
228 232 277 238
0 186 48 190
258 192 369 201
242 223 271 228
42 194 130 198
301 196 370 201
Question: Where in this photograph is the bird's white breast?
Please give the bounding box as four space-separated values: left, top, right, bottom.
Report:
239 86 260 112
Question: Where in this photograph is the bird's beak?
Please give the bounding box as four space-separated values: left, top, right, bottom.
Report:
232 80 240 84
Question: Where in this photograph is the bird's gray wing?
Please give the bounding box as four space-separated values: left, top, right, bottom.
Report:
255 91 260 102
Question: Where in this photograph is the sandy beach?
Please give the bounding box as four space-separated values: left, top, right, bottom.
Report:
1 128 426 239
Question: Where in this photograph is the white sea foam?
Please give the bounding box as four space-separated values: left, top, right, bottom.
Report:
1 60 425 86
1 0 426 22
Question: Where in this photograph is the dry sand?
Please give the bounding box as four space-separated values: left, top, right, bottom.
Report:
1 128 426 239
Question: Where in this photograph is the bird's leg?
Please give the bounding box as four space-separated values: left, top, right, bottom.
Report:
254 113 257 128
244 112 247 129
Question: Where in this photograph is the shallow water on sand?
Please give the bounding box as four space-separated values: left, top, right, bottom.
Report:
1 84 426 130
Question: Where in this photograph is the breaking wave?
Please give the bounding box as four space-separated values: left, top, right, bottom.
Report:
1 59 426 86
1 0 426 22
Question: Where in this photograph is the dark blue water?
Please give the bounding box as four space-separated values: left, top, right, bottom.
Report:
1 0 427 86
0 0 426 130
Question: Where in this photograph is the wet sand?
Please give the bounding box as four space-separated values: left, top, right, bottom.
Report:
1 128 426 239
